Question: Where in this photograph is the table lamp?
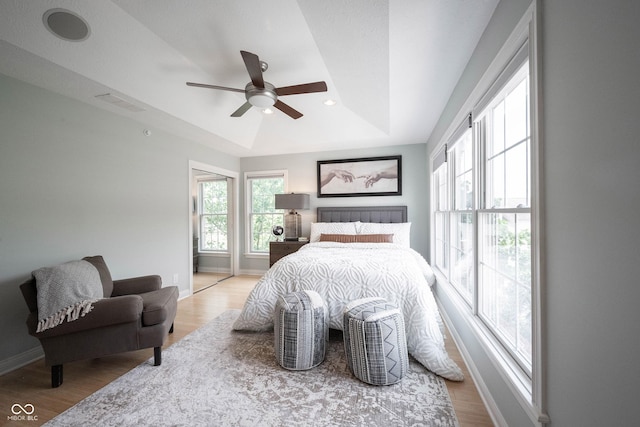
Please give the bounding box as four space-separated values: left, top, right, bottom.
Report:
275 193 310 241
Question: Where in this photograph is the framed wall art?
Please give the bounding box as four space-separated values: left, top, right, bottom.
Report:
317 155 402 197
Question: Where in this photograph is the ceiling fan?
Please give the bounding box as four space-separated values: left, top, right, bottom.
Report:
186 50 328 120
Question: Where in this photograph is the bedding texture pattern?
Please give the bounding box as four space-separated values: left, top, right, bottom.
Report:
233 242 463 381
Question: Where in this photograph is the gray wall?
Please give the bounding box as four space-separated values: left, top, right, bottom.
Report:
239 144 429 273
427 0 640 426
0 74 239 367
543 1 640 425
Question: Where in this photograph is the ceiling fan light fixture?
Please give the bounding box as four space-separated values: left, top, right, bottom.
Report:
188 50 327 119
245 82 277 108
248 93 276 108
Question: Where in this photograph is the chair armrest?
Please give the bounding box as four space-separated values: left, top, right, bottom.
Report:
112 275 162 296
29 295 143 338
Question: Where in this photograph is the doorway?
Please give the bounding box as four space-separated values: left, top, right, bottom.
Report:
189 161 239 295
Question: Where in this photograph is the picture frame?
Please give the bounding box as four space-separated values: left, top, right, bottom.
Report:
317 155 402 197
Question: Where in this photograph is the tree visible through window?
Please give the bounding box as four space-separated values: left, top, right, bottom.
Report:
478 62 532 371
246 173 285 253
199 179 228 251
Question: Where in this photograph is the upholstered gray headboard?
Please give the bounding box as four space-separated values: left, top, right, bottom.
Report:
316 206 407 223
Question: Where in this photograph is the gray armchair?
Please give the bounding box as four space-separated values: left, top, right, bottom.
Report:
20 255 178 387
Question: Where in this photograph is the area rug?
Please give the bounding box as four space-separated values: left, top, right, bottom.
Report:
45 310 459 426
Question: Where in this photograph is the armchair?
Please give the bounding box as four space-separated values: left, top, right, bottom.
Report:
20 255 178 388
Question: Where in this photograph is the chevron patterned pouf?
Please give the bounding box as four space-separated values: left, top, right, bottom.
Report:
343 297 409 385
274 290 328 370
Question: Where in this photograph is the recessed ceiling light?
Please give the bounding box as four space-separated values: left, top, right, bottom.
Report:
323 99 337 106
43 8 90 42
262 108 274 115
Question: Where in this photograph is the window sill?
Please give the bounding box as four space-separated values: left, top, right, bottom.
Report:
198 251 230 257
244 252 268 259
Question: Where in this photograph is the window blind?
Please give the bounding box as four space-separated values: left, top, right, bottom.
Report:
473 39 529 118
447 113 472 149
433 144 447 170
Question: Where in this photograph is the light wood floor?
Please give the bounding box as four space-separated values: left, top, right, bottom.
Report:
0 275 493 426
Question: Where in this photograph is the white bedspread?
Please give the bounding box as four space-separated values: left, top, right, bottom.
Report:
233 242 463 381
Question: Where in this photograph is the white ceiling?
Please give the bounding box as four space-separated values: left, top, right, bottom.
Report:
0 0 498 157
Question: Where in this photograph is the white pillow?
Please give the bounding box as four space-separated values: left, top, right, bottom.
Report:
310 222 358 242
358 222 411 247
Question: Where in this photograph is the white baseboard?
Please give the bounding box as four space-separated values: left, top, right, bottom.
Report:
0 346 43 376
178 289 191 300
196 267 232 274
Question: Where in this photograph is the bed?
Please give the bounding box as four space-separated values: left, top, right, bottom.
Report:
233 206 463 381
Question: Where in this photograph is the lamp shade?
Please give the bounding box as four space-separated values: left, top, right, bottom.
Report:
275 193 310 210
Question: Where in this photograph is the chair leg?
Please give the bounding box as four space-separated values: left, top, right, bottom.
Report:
51 365 63 388
169 322 174 334
154 346 161 366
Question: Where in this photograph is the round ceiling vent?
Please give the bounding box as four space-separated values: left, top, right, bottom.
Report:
43 9 90 42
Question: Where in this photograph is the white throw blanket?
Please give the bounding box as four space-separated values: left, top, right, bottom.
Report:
233 242 464 381
33 260 103 332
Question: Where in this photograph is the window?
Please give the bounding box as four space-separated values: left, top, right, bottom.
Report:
245 171 286 253
199 179 228 251
450 129 474 303
434 60 532 369
477 61 532 372
432 151 448 277
431 15 541 415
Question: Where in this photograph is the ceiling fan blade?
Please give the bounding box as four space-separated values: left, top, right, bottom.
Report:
231 101 252 117
186 82 245 93
240 50 264 88
275 81 328 96
274 100 303 119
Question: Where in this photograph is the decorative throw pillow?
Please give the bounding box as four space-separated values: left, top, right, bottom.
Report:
310 222 358 242
354 234 394 243
319 233 394 243
358 222 411 247
319 233 357 243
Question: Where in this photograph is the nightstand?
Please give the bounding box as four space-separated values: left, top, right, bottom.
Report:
269 241 308 267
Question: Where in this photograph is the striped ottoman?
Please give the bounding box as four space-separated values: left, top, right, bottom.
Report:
274 290 328 370
343 297 409 385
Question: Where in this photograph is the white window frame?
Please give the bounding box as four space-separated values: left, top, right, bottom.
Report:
432 152 449 279
188 160 239 295
430 3 547 425
448 125 475 305
198 177 230 253
244 170 288 257
476 61 532 376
